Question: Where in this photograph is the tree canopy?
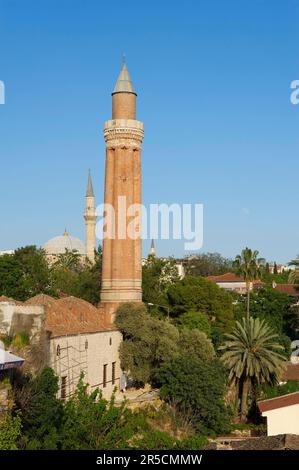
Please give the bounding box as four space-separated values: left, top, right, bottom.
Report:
167 276 235 341
0 245 102 305
115 303 215 386
183 252 233 277
142 256 179 309
154 356 231 435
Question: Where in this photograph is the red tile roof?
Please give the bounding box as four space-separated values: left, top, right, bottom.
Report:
0 295 14 302
283 363 299 381
0 296 23 305
24 295 117 337
258 391 299 413
274 284 299 297
207 273 245 283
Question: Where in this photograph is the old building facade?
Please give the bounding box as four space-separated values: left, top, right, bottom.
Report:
0 295 122 399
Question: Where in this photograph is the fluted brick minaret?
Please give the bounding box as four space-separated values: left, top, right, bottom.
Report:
84 170 96 263
100 62 144 317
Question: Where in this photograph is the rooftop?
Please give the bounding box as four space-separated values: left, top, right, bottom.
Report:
274 284 299 297
26 294 117 337
283 363 299 381
258 391 299 413
43 232 86 256
0 294 116 338
208 272 246 283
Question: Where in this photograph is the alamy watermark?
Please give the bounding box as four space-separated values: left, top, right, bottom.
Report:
290 80 299 105
0 80 5 104
95 197 203 251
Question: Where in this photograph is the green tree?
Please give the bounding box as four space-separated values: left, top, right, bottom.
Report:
14 246 52 299
0 246 52 301
76 246 102 304
288 256 299 284
154 356 231 435
51 266 80 297
50 246 102 304
0 254 24 299
234 287 298 344
115 303 179 385
233 247 265 319
261 269 290 285
175 310 211 336
178 328 215 362
142 256 179 311
60 377 142 449
0 412 22 450
184 252 233 277
260 380 299 400
19 368 63 449
52 249 82 271
167 276 235 341
219 317 286 421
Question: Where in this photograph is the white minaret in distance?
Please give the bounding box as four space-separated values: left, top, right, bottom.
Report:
149 239 156 257
84 170 97 263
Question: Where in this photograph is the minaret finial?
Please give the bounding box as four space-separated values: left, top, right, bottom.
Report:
122 52 126 65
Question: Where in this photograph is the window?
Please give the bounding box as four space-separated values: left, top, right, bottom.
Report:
61 376 67 400
103 364 108 388
56 345 60 356
109 337 112 346
112 362 116 385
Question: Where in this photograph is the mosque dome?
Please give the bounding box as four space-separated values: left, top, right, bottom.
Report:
44 231 86 256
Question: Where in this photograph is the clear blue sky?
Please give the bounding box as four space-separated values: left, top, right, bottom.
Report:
0 0 298 262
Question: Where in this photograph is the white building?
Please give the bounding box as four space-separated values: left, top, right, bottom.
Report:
207 272 262 294
0 250 14 256
0 294 122 399
258 392 299 436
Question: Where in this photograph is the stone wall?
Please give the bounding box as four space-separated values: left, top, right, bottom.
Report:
50 329 122 399
0 301 44 340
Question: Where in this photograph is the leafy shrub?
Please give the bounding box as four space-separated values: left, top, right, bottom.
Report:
260 380 299 400
0 412 22 450
11 332 30 349
154 356 231 436
175 310 211 336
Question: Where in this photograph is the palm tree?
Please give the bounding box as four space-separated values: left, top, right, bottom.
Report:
288 256 299 284
233 248 264 319
219 317 286 421
53 249 81 271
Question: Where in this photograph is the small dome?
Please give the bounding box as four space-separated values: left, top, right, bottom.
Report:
44 232 86 256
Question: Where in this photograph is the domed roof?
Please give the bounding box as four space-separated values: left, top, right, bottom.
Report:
44 231 86 256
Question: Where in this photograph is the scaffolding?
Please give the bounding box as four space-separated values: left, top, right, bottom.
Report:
54 334 88 399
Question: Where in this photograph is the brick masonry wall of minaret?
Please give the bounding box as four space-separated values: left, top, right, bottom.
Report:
100 87 144 319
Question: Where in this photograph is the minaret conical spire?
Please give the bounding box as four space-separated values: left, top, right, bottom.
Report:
86 169 94 197
112 62 136 95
